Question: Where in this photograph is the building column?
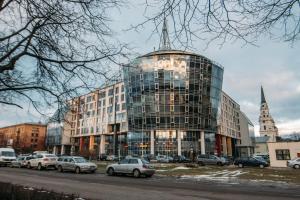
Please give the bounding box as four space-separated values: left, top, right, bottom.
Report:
222 136 227 156
100 134 105 154
177 131 182 156
150 130 154 156
89 135 95 151
226 137 232 156
61 145 65 155
53 146 57 155
200 130 205 155
79 137 84 152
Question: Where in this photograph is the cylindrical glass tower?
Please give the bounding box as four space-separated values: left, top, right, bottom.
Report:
123 50 223 157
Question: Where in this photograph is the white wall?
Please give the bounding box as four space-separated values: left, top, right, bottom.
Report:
268 142 300 167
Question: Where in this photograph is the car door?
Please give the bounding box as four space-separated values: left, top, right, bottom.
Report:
115 159 129 173
68 158 76 171
127 159 139 173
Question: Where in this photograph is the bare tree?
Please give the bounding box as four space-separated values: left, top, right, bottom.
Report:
133 0 300 48
0 0 127 116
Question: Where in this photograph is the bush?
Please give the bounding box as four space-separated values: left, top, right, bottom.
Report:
0 182 82 200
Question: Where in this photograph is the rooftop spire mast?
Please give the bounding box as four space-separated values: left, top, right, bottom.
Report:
261 86 267 104
159 17 171 50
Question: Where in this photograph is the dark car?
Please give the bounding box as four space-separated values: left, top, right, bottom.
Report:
234 157 269 168
173 155 191 163
98 154 107 161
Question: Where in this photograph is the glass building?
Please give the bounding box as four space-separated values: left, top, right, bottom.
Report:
123 49 223 158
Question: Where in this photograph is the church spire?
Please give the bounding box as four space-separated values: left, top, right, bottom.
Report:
159 17 171 50
261 86 267 104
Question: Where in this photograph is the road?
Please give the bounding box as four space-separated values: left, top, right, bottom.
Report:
0 167 299 200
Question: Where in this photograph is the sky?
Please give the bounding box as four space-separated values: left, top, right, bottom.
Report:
0 1 300 136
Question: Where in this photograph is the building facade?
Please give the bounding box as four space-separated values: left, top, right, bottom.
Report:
0 123 46 153
123 49 224 157
236 111 255 157
46 108 72 155
259 86 278 142
67 81 128 157
216 91 241 157
268 141 300 167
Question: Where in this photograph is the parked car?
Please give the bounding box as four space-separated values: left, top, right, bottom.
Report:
156 155 173 163
106 155 119 161
287 158 300 169
234 157 269 168
56 156 97 174
106 158 155 178
196 154 226 166
27 153 58 170
253 153 270 163
98 154 107 161
0 148 16 167
11 156 34 168
173 155 191 163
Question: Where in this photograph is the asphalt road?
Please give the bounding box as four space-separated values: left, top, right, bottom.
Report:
0 167 300 200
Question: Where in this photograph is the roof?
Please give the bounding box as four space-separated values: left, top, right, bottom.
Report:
140 49 202 58
255 136 270 143
261 86 267 104
0 122 46 129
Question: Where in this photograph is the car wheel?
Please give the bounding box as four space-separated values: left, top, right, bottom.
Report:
238 163 244 168
198 161 205 166
133 169 140 178
37 163 42 170
27 163 31 169
107 167 114 176
217 162 223 166
75 167 81 174
294 164 300 169
91 170 96 174
58 165 63 172
259 164 264 169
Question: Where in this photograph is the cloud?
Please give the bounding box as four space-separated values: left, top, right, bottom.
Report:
277 118 300 135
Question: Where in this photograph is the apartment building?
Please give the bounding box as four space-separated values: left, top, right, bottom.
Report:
0 123 46 153
68 81 128 156
216 91 241 157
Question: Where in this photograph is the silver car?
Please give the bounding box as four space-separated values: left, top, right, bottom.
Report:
106 158 155 178
287 158 300 169
11 156 33 168
197 154 226 166
56 156 97 174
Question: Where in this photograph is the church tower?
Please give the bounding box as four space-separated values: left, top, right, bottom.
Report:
259 86 278 142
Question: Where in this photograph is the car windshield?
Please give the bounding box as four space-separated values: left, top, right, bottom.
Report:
45 155 56 158
74 157 87 163
1 151 15 157
141 159 149 164
254 156 265 161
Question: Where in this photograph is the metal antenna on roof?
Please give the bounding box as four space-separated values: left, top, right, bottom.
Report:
159 17 171 50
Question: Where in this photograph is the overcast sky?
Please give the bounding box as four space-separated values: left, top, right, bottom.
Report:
0 2 299 136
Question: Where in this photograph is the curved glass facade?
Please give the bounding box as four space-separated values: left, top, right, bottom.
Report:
123 50 223 156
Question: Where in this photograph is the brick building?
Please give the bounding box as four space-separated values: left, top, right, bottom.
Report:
0 123 47 153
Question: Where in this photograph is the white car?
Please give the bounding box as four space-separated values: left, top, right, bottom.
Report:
106 158 155 178
27 153 58 170
287 158 300 169
0 148 16 166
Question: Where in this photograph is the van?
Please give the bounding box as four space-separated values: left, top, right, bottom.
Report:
0 148 16 166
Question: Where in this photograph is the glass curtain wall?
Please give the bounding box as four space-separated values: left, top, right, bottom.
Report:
123 51 223 156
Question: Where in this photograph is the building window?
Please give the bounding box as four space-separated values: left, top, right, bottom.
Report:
115 87 119 94
275 149 291 160
185 117 189 123
156 117 160 123
155 83 159 90
154 71 158 78
264 125 266 130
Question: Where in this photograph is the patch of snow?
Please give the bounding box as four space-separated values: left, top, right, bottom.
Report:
172 167 190 170
156 170 168 172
